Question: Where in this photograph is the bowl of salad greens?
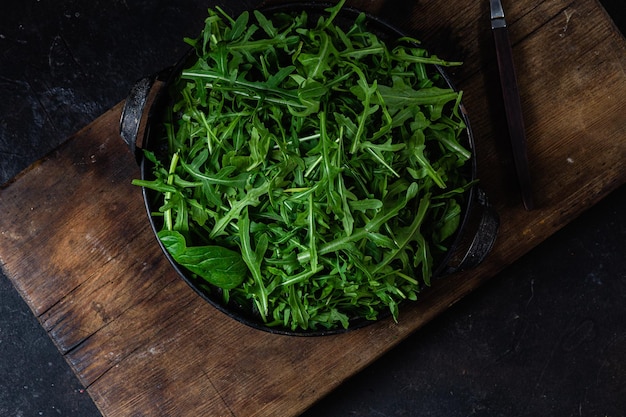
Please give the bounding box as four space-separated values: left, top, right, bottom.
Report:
121 0 499 335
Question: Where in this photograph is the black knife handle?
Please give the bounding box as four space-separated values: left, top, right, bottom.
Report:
493 26 534 210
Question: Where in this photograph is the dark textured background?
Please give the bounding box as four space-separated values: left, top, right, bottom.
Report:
1 1 625 416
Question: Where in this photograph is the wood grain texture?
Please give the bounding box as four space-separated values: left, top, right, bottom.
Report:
1 0 625 416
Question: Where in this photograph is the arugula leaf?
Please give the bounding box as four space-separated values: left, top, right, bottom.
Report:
238 207 269 319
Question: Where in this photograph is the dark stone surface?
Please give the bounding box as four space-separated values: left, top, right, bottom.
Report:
1 1 624 416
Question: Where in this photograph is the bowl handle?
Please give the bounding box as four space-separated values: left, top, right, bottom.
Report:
119 75 156 163
120 67 174 163
444 188 500 274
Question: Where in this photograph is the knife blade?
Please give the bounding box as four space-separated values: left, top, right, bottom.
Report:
490 0 534 210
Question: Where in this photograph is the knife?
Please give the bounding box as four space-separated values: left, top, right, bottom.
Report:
490 0 534 210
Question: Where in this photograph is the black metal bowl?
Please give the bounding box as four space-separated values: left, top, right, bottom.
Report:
120 2 499 336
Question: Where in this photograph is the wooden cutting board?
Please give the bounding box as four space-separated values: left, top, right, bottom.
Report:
1 0 625 416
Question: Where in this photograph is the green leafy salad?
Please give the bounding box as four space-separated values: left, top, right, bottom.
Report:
133 0 474 332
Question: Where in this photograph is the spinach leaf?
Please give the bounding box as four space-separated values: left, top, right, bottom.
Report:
158 230 247 290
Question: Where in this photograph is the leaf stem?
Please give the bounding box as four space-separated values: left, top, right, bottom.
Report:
164 151 180 231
